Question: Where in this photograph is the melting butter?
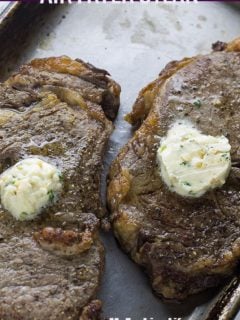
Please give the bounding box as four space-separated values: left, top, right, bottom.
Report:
157 121 231 198
0 158 62 220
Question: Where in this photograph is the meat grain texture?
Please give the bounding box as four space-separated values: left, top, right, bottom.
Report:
107 38 240 301
0 56 120 319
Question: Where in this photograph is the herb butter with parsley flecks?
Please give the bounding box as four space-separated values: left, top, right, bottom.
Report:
0 158 62 220
157 121 231 198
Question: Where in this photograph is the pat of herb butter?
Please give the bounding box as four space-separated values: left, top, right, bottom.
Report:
0 158 62 220
157 121 231 198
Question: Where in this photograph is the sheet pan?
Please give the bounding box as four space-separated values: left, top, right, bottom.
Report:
0 2 240 320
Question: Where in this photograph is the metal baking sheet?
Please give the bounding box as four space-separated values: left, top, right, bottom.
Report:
1 3 240 320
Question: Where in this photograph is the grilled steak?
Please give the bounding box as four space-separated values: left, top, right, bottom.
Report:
0 56 120 319
107 38 240 300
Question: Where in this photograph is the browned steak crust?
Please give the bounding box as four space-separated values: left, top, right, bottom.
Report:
107 38 240 300
3 56 120 220
0 56 120 319
0 211 104 320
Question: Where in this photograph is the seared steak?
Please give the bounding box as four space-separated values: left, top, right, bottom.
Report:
107 38 240 300
0 56 120 319
0 211 104 320
4 56 120 220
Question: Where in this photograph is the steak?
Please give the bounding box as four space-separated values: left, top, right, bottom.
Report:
107 38 240 301
0 211 104 320
0 56 120 319
4 56 120 221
